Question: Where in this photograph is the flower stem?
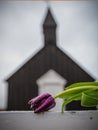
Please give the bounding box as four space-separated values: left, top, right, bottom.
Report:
53 86 98 99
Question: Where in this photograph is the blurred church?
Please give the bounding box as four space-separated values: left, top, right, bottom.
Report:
6 8 95 111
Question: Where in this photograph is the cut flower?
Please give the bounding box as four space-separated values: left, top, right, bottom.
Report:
28 82 98 113
28 93 56 113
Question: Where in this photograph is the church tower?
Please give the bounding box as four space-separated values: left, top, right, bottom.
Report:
43 8 57 46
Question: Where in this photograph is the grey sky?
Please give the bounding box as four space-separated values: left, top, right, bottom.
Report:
0 1 98 109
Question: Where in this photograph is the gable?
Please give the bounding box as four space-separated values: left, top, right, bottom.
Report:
6 45 94 84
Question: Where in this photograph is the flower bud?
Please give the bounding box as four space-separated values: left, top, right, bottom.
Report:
28 93 56 113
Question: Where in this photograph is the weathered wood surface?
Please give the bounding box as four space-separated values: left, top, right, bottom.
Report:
0 111 97 130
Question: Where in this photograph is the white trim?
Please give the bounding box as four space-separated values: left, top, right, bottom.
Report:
37 69 66 86
36 69 67 111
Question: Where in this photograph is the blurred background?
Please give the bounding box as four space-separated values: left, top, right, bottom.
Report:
0 1 98 110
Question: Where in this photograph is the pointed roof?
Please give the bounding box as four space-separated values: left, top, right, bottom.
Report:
6 45 95 82
43 8 57 28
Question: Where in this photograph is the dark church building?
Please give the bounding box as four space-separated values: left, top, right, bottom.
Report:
6 8 95 111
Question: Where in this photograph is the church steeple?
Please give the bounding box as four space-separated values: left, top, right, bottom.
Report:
43 8 57 46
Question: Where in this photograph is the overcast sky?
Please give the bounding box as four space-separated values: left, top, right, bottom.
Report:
0 1 98 109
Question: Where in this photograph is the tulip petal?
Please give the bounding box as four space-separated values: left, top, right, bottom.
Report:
34 96 55 113
45 101 56 111
28 93 51 105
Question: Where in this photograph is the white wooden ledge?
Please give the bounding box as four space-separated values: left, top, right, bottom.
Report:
0 111 97 130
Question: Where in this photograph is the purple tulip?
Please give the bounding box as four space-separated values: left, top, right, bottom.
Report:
28 93 56 113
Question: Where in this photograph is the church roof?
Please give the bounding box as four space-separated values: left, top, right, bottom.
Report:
6 45 94 82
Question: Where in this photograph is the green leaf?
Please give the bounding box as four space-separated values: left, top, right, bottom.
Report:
61 93 82 113
57 89 83 99
66 82 98 90
53 82 98 113
81 91 98 107
54 85 98 99
84 90 98 100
